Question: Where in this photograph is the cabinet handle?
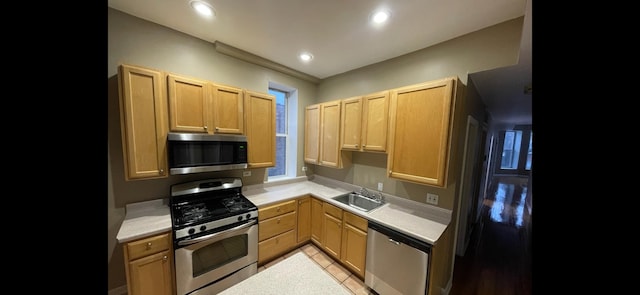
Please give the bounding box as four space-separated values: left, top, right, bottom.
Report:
277 218 281 224
146 242 152 249
276 207 281 212
355 144 358 148
163 255 168 261
159 169 164 173
204 125 208 130
215 127 220 131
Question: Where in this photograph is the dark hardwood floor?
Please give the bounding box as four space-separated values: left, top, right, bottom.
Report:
449 176 532 295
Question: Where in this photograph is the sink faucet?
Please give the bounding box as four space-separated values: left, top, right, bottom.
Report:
359 187 371 198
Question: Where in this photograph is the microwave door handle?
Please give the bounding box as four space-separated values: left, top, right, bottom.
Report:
177 220 257 246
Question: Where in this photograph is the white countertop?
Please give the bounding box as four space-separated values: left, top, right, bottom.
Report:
115 176 451 245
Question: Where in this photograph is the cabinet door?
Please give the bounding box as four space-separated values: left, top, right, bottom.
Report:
118 64 168 180
361 91 389 152
340 212 368 279
340 96 362 150
167 74 210 133
244 91 276 168
304 104 321 164
319 100 342 167
388 78 455 187
322 202 343 260
212 84 244 134
128 250 173 295
297 196 311 243
310 197 323 245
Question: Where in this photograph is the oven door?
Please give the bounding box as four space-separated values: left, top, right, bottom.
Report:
174 220 258 295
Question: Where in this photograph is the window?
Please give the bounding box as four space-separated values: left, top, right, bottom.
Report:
495 126 532 176
268 88 287 177
267 82 298 180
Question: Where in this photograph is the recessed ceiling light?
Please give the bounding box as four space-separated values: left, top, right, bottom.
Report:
371 10 391 24
299 52 314 62
190 0 215 17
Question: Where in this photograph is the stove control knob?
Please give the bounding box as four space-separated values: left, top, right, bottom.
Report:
237 216 243 221
200 225 206 231
188 228 195 235
246 214 251 220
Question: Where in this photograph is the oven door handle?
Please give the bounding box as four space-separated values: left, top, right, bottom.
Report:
177 220 257 246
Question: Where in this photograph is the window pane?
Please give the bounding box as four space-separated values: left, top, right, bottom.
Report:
268 136 286 177
269 89 287 134
500 130 522 170
525 131 532 170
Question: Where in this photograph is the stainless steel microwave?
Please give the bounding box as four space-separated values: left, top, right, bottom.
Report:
167 133 248 175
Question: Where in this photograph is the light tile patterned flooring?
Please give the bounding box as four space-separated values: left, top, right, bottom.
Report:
258 243 375 295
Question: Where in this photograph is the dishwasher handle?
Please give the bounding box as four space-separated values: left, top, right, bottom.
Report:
388 238 400 245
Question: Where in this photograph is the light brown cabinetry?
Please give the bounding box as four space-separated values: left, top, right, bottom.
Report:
304 100 346 168
304 104 321 164
321 202 343 260
310 197 323 245
340 211 368 278
167 75 244 135
341 91 389 152
167 73 211 133
257 199 297 264
118 64 168 181
388 77 460 187
212 84 244 134
244 90 276 168
123 232 174 295
296 196 311 243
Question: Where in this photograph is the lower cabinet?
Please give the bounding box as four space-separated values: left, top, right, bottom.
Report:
123 232 175 295
257 196 368 279
340 211 368 278
257 199 297 264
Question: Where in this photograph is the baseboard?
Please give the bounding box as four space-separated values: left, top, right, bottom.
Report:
108 285 127 295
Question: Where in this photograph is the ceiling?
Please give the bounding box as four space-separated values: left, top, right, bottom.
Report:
108 0 532 125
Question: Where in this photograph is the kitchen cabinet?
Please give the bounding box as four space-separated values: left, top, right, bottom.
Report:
296 195 311 244
321 202 343 260
341 91 389 152
244 90 276 168
340 211 368 279
123 232 174 295
167 73 211 133
304 100 346 167
257 199 297 264
212 83 244 134
118 64 168 181
387 77 462 187
319 100 344 167
310 197 323 246
304 104 320 164
167 74 244 135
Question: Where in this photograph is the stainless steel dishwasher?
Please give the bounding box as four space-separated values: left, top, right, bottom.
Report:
365 221 432 295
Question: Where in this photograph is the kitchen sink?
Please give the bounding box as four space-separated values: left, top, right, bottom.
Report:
332 192 385 212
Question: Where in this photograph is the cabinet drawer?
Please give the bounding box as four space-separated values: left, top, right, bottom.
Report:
258 200 296 221
343 211 368 232
258 229 296 264
126 232 171 261
323 202 342 219
259 211 296 241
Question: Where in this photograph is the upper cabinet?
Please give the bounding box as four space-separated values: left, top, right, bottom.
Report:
340 91 389 152
244 90 276 168
319 100 343 168
118 64 168 181
304 104 320 164
212 84 244 134
387 77 461 187
167 74 211 133
167 74 244 135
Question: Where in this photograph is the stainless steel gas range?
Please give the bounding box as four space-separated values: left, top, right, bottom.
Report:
169 178 258 295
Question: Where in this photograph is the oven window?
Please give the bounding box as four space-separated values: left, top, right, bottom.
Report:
192 234 248 277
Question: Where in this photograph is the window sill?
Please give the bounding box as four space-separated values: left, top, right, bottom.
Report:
265 175 308 186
